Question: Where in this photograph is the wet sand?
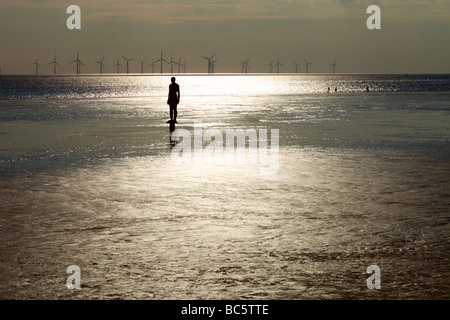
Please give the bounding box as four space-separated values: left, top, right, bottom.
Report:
1 76 449 300
1 146 449 299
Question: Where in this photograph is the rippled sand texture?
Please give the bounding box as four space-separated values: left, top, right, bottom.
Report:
1 147 449 299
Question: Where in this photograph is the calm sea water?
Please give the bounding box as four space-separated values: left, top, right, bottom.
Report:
0 74 449 299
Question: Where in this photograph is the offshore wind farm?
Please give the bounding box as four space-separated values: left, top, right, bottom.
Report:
2 47 448 76
0 49 352 76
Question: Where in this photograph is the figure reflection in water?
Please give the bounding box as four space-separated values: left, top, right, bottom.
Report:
167 77 180 123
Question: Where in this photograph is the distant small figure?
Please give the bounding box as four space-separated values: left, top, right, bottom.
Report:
366 85 370 92
327 87 330 93
335 87 337 92
167 77 180 123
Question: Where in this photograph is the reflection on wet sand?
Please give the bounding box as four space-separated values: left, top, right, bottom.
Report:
1 147 449 299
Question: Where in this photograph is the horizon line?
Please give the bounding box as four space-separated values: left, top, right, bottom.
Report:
2 72 450 77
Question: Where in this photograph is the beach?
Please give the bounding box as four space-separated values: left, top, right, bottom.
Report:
1 74 449 299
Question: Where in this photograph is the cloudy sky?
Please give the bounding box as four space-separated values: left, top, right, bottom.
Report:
0 0 449 74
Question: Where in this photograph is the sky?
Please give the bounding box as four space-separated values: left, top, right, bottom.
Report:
0 0 449 74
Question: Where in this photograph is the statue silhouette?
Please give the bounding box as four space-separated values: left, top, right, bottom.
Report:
167 77 180 123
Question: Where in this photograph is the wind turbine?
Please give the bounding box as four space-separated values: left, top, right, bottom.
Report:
71 52 84 74
176 58 182 74
330 59 338 74
122 55 134 74
274 57 283 74
240 58 250 73
210 59 218 73
165 53 176 74
266 60 274 73
202 55 216 74
31 57 40 75
238 61 245 73
304 59 312 74
113 58 122 74
182 60 188 73
139 60 146 74
155 50 168 74
293 62 301 74
94 56 105 74
49 54 60 75
147 59 156 74
238 58 250 73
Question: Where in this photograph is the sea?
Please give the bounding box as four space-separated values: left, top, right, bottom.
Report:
0 73 449 300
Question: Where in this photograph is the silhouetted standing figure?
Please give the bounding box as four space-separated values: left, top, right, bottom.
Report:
167 77 180 123
366 85 370 92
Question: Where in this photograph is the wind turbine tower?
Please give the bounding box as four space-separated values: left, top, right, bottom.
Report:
274 57 283 74
293 62 301 74
122 55 135 74
210 59 218 73
238 61 245 73
155 50 168 74
176 58 182 73
202 55 216 74
147 59 156 74
243 58 250 73
71 52 84 74
166 54 176 74
113 58 122 74
139 60 146 74
49 54 60 75
31 57 40 75
239 58 250 73
266 60 274 73
304 59 312 74
95 57 105 74
330 59 338 74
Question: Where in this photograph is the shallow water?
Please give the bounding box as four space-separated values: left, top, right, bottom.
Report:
0 75 449 299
